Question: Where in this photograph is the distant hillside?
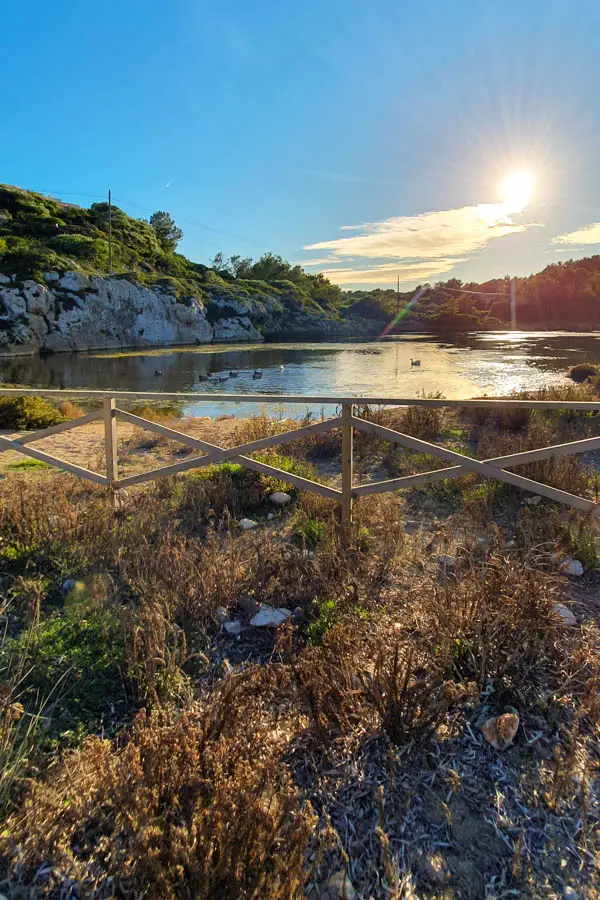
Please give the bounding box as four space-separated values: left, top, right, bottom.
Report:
344 258 600 332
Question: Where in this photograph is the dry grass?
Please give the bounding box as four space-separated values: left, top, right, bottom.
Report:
6 677 315 900
1 390 600 898
56 399 85 419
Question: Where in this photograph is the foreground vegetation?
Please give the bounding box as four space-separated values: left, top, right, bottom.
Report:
0 386 599 898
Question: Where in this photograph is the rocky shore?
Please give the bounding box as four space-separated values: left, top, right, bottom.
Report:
0 271 375 357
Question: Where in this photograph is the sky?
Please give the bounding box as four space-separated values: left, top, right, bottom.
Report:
2 0 600 290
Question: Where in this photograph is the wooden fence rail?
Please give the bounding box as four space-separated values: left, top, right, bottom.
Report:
0 388 599 521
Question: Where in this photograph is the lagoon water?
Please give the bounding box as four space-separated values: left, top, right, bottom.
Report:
1 332 599 417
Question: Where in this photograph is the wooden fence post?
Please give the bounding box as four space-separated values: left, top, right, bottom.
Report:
341 402 353 526
103 396 118 506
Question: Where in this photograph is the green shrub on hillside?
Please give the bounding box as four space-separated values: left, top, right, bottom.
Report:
0 397 66 430
0 237 71 280
48 233 109 267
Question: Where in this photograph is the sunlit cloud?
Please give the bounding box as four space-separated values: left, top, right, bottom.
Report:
553 223 600 245
293 257 334 267
305 202 531 261
319 258 468 286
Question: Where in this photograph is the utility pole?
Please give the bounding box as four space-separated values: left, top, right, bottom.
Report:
510 277 516 330
108 189 112 272
397 274 400 319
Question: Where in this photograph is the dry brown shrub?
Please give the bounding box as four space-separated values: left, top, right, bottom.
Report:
56 399 85 419
412 556 565 702
398 403 444 442
371 644 464 746
6 670 315 900
295 624 375 741
474 420 592 497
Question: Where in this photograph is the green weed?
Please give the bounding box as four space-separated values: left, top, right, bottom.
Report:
6 458 51 471
307 598 338 644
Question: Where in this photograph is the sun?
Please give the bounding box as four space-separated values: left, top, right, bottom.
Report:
500 169 535 212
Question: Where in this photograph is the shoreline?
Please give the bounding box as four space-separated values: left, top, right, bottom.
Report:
1 327 600 361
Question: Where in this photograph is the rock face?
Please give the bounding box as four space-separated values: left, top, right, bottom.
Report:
0 274 214 355
0 270 377 356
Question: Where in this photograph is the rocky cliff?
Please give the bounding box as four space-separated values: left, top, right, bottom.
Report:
0 271 367 356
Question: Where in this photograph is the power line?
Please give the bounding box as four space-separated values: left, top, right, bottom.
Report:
113 196 255 245
433 286 505 297
14 184 256 246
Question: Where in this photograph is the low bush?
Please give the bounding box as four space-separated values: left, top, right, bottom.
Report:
568 362 599 383
56 399 85 419
5 679 316 900
48 233 109 268
2 597 126 738
0 396 66 430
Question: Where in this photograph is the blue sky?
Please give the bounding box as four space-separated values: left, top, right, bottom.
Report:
2 0 600 289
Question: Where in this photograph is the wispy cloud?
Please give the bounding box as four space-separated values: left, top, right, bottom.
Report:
163 178 175 189
319 258 468 286
292 257 334 267
305 202 530 261
553 223 600 245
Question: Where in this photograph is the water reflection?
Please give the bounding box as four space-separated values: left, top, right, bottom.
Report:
0 333 598 418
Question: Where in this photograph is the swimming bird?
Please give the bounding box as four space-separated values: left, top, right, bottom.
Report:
229 371 238 378
253 370 263 379
155 369 164 376
198 374 208 382
410 359 421 367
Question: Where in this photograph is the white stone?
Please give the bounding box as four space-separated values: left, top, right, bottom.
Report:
43 271 60 283
524 495 542 506
249 605 292 627
61 579 76 593
0 273 10 285
554 604 577 626
327 871 356 900
269 491 292 507
58 271 90 292
266 512 275 520
561 558 584 577
437 554 455 567
563 888 578 900
224 620 243 636
239 518 258 530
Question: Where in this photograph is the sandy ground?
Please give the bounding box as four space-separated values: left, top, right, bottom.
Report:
0 415 245 478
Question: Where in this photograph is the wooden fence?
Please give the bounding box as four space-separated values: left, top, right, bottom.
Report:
1 388 600 521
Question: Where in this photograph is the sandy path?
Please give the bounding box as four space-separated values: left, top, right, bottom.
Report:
0 415 244 476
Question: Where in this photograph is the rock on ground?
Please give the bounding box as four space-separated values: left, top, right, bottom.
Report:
481 712 519 751
269 491 292 506
554 603 577 626
327 870 356 900
239 518 258 530
249 605 293 627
